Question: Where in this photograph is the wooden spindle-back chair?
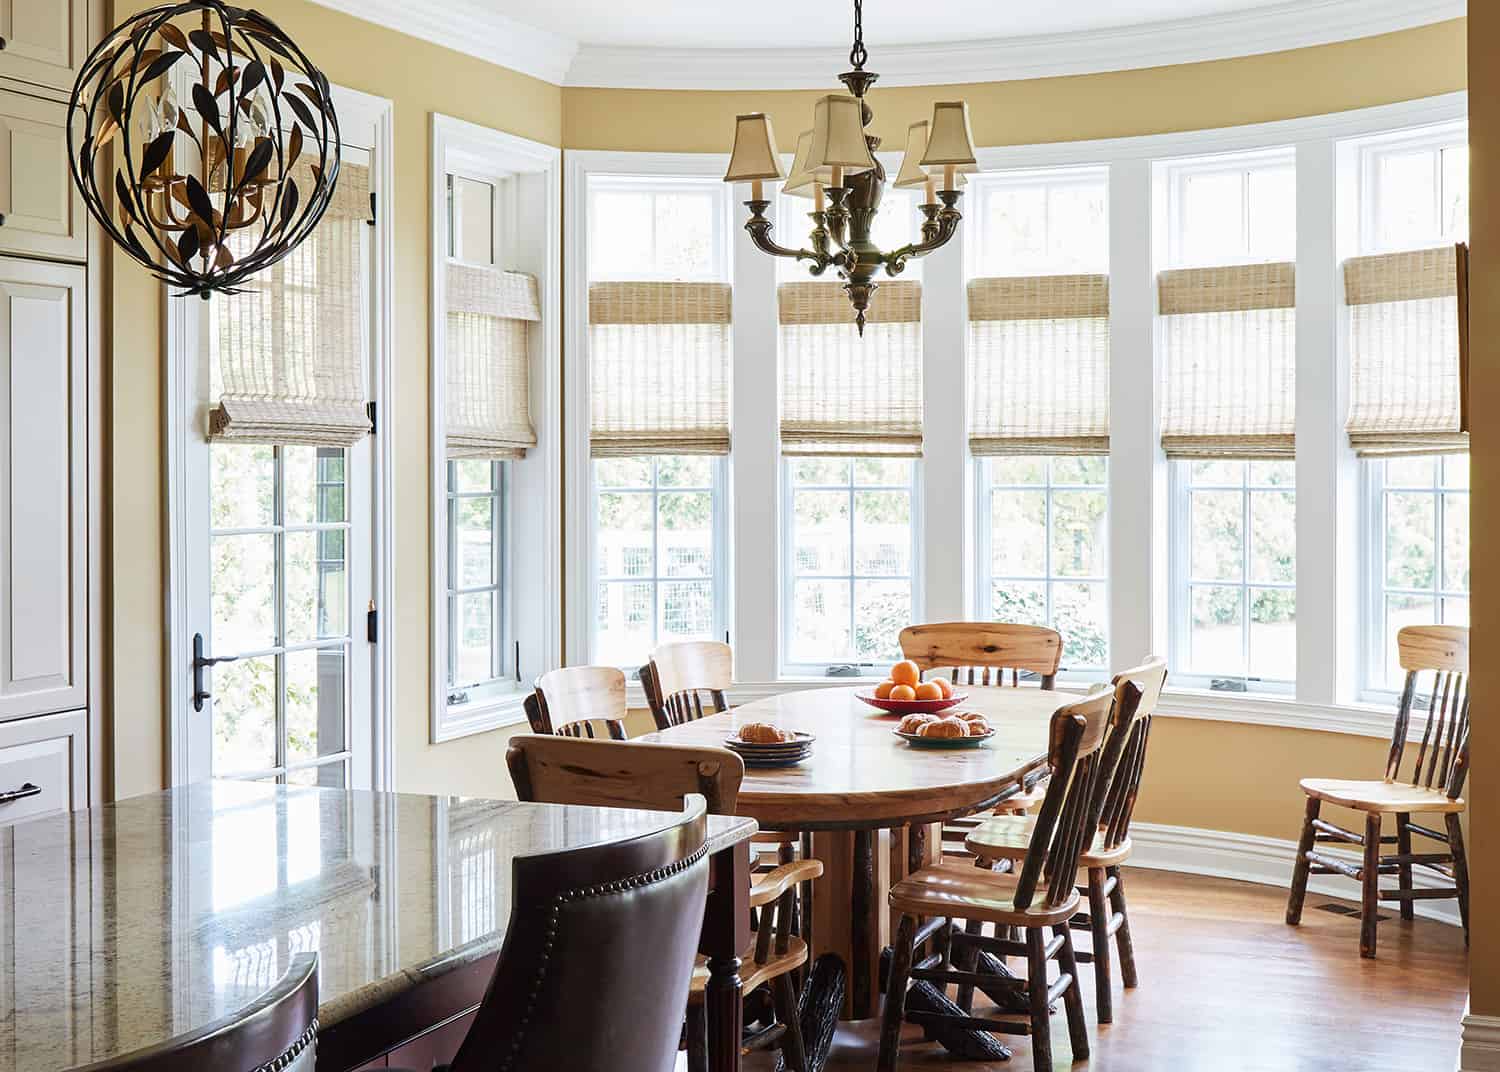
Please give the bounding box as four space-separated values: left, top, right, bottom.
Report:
527 665 629 740
642 640 734 731
899 622 1064 689
879 685 1131 1072
966 656 1167 1024
1286 625 1470 957
505 734 822 1072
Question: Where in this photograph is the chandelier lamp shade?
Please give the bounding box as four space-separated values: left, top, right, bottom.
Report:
723 0 978 332
66 0 342 299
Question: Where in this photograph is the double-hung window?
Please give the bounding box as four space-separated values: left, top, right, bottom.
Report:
586 177 731 671
778 184 921 675
1348 123 1470 696
967 167 1111 673
1160 149 1297 691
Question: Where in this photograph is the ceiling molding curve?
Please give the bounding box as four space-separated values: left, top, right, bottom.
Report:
306 0 1461 91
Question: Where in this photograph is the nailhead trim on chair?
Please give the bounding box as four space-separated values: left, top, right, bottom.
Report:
500 844 710 1071
252 1019 318 1072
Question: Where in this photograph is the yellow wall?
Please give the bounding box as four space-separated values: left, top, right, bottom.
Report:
105 0 562 799
105 4 1469 836
1464 5 1495 1019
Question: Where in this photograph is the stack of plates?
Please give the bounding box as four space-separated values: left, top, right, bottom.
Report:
724 731 815 768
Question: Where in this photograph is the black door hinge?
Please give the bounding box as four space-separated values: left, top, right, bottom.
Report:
367 191 376 226
366 401 376 435
367 601 378 643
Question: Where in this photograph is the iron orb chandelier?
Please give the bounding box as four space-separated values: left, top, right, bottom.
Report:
67 1 341 299
723 0 979 333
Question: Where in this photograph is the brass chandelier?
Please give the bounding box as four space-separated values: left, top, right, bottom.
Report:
723 0 978 333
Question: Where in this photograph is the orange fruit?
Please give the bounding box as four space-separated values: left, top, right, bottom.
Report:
874 679 896 699
889 683 917 701
932 676 954 698
890 660 920 687
914 681 943 701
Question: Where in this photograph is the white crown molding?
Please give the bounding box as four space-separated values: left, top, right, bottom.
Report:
304 0 578 87
563 0 1465 90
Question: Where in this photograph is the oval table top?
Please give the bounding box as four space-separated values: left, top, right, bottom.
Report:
638 685 1070 830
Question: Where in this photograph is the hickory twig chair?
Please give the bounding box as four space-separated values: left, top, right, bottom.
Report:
898 623 1065 855
879 684 1136 1072
525 665 629 740
78 955 318 1072
1286 624 1470 958
965 657 1168 1024
505 734 823 1072
641 640 734 731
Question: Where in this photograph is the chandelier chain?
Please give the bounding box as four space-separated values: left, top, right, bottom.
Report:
849 0 867 70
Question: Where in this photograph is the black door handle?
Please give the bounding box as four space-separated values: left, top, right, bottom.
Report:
192 632 239 712
0 783 40 805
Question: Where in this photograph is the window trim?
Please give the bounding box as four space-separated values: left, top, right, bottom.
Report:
1356 120 1469 254
430 115 562 743
965 164 1112 278
973 456 1111 678
445 459 513 705
779 457 924 678
1159 145 1298 268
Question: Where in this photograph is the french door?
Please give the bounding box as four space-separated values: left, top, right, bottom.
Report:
181 138 378 789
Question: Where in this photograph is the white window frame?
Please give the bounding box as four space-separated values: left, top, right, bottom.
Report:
973 457 1110 678
966 164 1112 278
445 458 512 705
429 115 562 742
780 457 924 678
564 153 736 676
590 455 730 674
163 85 397 789
1357 120 1470 253
1161 146 1299 267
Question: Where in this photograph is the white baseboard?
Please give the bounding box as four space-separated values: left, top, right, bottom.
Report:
1127 821 1462 928
1460 1009 1500 1072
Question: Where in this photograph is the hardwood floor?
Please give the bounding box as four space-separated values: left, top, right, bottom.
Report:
781 868 1466 1071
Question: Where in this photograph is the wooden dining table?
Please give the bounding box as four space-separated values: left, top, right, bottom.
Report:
639 683 1069 1019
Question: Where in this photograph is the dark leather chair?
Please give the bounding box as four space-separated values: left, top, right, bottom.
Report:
74 954 318 1071
398 795 711 1072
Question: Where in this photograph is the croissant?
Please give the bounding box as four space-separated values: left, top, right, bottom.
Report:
738 722 789 744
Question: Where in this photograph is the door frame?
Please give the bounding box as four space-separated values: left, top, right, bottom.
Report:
164 85 396 791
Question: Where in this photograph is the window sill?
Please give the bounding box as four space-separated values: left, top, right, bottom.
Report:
432 691 530 743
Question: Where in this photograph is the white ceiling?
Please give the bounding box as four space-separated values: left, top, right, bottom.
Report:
486 0 1287 51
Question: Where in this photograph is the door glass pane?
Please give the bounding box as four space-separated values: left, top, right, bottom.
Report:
285 530 347 643
212 534 277 651
213 655 278 775
286 647 348 765
211 445 275 528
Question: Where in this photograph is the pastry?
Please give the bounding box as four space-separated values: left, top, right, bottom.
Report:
897 713 935 734
955 711 988 723
919 717 968 739
738 722 788 744
962 716 992 736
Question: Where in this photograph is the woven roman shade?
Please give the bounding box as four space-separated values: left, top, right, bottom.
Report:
1345 244 1468 456
779 280 923 457
588 281 732 457
209 162 373 446
968 274 1110 456
446 265 539 459
1158 261 1296 459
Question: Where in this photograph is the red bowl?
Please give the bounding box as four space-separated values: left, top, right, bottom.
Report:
855 689 967 716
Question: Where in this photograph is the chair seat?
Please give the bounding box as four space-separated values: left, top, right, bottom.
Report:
964 816 1132 868
888 860 1081 926
995 782 1048 814
688 935 807 1001
1299 777 1465 814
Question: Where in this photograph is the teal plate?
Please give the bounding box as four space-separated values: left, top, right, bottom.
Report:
893 729 994 749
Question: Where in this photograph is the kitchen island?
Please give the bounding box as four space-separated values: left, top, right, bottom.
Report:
0 781 756 1071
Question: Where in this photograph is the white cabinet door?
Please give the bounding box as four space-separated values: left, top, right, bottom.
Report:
0 90 86 262
0 0 87 93
0 258 85 720
0 708 86 823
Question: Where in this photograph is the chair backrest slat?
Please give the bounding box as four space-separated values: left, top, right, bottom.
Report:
506 733 745 815
642 641 734 731
1093 656 1168 851
530 666 629 741
900 622 1063 690
1386 626 1470 793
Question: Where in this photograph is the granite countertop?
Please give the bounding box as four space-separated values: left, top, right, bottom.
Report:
0 781 756 1071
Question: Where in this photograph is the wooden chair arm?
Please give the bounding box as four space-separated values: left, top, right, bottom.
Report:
749 859 824 908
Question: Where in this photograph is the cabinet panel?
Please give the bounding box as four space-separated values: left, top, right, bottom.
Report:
0 259 84 720
0 0 87 94
0 90 86 262
0 708 86 824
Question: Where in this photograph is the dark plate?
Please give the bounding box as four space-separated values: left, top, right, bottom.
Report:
892 727 995 749
724 731 816 752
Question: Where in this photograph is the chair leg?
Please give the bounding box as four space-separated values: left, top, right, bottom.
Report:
1057 925 1090 1060
1446 812 1471 944
1108 864 1139 990
1396 812 1415 922
877 914 917 1072
686 1003 708 1072
1286 796 1320 925
1360 813 1382 959
1086 866 1114 1025
771 972 810 1072
1026 926 1052 1072
954 917 984 1012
